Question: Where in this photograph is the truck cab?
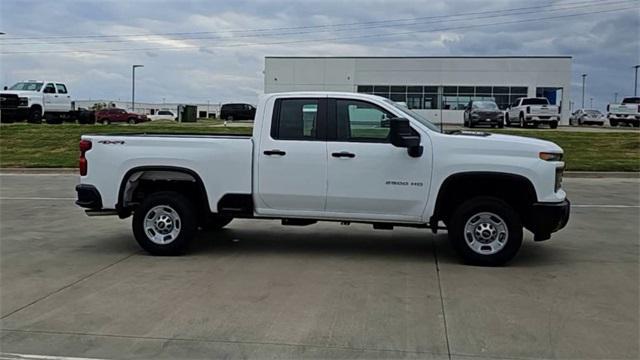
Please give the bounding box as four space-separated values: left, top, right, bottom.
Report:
76 92 570 266
0 80 73 123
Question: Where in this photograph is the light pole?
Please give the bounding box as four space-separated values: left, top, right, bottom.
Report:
131 65 144 112
581 73 587 109
590 97 593 109
614 92 618 103
634 65 640 96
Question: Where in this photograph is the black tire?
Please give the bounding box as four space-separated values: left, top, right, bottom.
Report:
578 118 583 126
128 118 136 124
448 196 523 266
227 115 234 121
45 113 63 125
610 120 617 127
519 113 525 128
550 121 558 129
497 120 504 129
102 118 111 125
132 191 197 256
202 215 233 231
633 122 639 128
27 107 42 124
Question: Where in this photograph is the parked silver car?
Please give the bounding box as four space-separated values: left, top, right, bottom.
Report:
569 109 605 126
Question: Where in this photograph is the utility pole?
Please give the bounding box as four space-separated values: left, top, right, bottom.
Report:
581 74 587 109
614 92 618 103
131 65 144 112
590 97 593 109
634 65 640 96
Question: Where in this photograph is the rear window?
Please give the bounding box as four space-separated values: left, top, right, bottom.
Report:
521 98 550 105
158 111 173 115
622 97 640 104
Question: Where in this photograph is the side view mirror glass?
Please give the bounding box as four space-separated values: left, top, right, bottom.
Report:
389 118 423 157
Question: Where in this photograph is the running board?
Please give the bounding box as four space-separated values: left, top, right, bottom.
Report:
85 209 119 216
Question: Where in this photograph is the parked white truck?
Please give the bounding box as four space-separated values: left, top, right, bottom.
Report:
505 97 560 128
76 92 570 266
0 80 74 123
606 97 640 127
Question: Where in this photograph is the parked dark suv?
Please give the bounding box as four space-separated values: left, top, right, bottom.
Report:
463 100 504 128
220 103 256 121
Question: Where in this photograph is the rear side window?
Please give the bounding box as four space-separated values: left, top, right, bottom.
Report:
622 97 640 104
55 84 67 94
271 98 322 141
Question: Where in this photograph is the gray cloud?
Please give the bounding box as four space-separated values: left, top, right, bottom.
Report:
1 0 638 110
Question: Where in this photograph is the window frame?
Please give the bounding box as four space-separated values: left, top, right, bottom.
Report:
329 98 396 144
43 83 56 94
55 84 68 94
270 97 327 141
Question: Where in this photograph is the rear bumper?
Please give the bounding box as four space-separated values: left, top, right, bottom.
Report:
75 184 102 209
528 199 570 241
525 115 559 122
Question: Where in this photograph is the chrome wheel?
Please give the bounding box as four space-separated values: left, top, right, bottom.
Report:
143 205 181 245
464 212 509 255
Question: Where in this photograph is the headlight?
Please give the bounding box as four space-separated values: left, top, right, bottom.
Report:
539 152 563 161
555 166 564 192
18 97 28 107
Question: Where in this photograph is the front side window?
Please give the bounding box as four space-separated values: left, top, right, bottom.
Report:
336 99 393 142
43 83 56 94
55 84 68 94
272 98 319 140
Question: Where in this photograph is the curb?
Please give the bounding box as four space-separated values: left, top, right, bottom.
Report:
0 168 638 179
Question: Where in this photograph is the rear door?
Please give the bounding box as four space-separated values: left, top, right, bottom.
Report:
55 83 71 111
325 97 430 221
255 96 328 215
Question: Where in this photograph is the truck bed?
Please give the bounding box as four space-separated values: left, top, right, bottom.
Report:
81 133 254 211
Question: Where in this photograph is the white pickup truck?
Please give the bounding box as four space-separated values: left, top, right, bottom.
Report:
76 92 570 266
607 97 640 127
505 97 560 129
1 80 75 124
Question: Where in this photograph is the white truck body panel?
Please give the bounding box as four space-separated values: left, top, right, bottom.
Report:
1 81 73 115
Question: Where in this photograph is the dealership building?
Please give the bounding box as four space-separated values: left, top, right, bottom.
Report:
264 56 572 124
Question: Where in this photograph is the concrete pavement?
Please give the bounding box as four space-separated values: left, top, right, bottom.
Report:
0 174 638 359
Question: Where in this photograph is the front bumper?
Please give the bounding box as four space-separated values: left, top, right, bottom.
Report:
76 184 102 209
527 199 570 241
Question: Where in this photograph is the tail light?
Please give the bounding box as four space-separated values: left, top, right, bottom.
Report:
79 140 92 176
606 104 610 112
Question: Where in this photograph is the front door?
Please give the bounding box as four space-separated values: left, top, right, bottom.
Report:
42 83 57 111
325 98 430 221
255 96 328 216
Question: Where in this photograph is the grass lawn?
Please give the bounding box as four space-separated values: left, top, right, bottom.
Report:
1 122 638 171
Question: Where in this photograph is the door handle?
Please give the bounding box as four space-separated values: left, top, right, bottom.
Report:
331 151 356 158
263 149 286 156
54 95 58 97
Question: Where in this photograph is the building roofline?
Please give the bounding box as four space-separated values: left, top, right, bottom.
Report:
265 56 572 59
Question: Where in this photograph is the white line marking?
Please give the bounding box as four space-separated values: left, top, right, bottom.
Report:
0 197 75 201
0 353 103 360
572 204 640 208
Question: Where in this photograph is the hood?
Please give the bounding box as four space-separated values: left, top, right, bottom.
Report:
444 131 563 154
1 90 39 97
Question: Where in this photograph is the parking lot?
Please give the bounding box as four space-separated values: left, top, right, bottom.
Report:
0 173 638 359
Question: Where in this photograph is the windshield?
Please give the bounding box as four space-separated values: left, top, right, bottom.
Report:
521 98 550 105
9 82 43 92
382 98 441 132
472 101 499 110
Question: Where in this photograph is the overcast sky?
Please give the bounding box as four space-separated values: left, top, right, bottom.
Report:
0 0 638 110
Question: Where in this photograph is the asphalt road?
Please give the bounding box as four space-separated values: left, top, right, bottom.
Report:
0 174 638 359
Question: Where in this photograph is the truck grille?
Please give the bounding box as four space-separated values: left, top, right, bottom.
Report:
0 94 19 110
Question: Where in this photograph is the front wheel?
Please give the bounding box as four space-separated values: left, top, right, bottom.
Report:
610 120 618 127
448 197 523 266
132 191 197 256
550 121 558 129
27 107 42 124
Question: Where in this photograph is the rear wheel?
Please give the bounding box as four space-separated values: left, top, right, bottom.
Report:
226 115 234 121
132 191 197 256
519 113 525 128
448 196 523 266
550 121 558 129
610 119 618 127
128 118 136 124
497 120 504 129
102 118 111 125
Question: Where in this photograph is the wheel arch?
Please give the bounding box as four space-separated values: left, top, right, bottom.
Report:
117 165 211 217
430 171 538 229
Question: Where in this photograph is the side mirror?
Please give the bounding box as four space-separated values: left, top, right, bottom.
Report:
390 118 423 157
3 86 7 90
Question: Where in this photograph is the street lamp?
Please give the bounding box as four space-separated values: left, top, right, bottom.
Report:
590 97 593 109
131 65 144 112
634 65 640 97
581 73 587 109
614 92 618 103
